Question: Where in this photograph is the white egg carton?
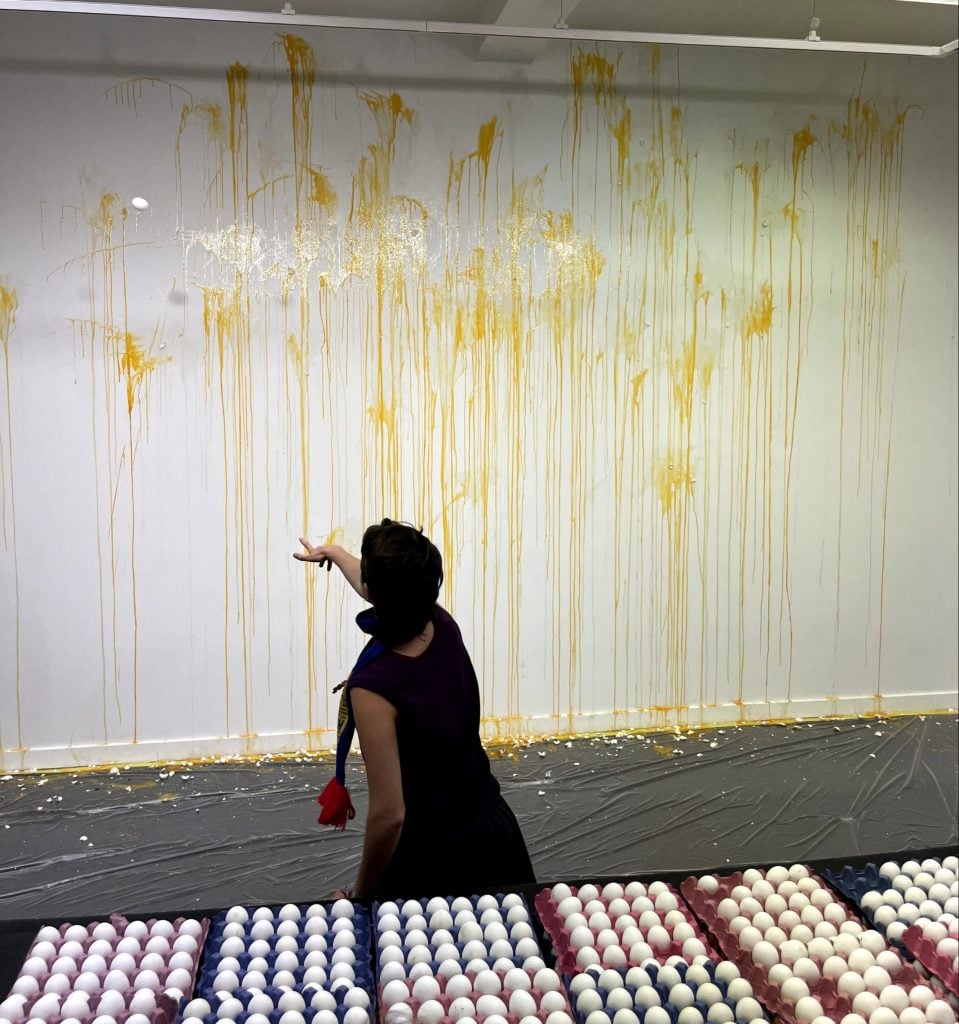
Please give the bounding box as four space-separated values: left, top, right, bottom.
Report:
565 958 770 1024
534 881 712 975
0 916 208 1024
195 900 374 1000
374 894 545 980
376 962 573 1024
681 864 953 1024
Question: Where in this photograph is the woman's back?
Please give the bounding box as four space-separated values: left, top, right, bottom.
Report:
349 606 501 826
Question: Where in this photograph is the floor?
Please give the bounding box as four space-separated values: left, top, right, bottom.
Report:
1 714 956 924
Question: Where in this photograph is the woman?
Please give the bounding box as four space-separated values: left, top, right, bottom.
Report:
295 519 535 898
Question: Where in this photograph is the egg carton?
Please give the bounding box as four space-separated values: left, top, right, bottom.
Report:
821 857 959 956
811 865 909 947
534 882 712 977
373 894 547 979
375 964 574 1024
376 941 542 974
680 867 941 1024
373 895 534 935
198 901 372 996
178 984 374 1024
903 926 959 997
563 961 770 1024
376 955 536 983
1 916 210 1024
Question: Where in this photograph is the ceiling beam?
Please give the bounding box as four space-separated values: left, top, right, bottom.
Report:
475 0 583 63
0 1 955 58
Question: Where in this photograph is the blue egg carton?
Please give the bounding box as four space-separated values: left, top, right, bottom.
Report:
181 987 372 1024
196 961 377 995
819 863 915 956
197 902 373 996
564 962 768 1024
208 902 372 941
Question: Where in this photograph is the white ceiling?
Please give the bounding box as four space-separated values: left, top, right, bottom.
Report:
5 0 958 51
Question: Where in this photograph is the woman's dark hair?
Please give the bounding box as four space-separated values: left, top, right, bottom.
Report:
361 519 443 648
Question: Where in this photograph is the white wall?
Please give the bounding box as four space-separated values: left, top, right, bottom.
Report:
0 13 956 771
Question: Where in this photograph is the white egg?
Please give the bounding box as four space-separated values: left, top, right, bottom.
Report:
726 979 753 1004
129 991 158 1014
68 970 98 995
275 949 300 972
30 996 62 1021
417 1000 445 1024
213 970 240 993
557 896 583 917
306 917 328 936
133 969 161 991
277 1013 306 1024
378 974 411 1007
42 976 71 998
540 993 567 1014
60 994 91 1018
735 998 765 1022
837 972 866 997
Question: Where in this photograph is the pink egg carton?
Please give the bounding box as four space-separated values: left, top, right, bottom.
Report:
534 883 712 976
680 870 942 1024
903 925 959 995
6 914 210 1024
377 966 574 1024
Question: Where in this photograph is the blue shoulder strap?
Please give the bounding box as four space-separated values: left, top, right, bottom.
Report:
332 608 386 785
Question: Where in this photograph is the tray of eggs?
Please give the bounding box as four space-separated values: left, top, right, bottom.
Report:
819 856 959 995
564 958 770 1024
191 899 373 1012
0 916 208 1024
680 864 956 1024
376 962 574 1024
178 984 373 1024
373 895 545 981
901 923 959 998
820 857 959 951
534 882 712 977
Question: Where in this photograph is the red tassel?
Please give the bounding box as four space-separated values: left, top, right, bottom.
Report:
317 777 356 830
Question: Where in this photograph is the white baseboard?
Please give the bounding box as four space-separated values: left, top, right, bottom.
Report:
482 692 959 740
1 692 956 773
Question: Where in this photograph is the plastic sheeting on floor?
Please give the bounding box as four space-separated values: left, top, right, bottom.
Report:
1 715 956 926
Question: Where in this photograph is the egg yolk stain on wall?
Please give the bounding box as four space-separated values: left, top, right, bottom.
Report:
7 32 920 764
0 283 22 752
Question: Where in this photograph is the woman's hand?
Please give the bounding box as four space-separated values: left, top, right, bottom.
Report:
330 887 352 899
293 538 342 569
294 537 368 600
